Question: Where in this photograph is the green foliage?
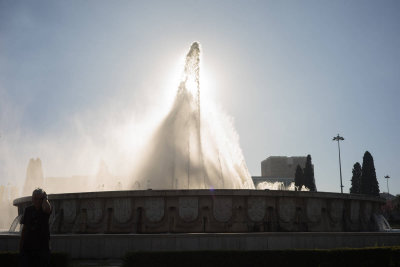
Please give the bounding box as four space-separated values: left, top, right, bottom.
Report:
360 151 380 196
0 251 70 267
50 252 71 267
0 251 19 266
350 162 362 194
303 154 317 191
122 247 400 267
294 164 304 190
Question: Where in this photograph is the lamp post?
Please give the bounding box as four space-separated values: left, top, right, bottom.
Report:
384 175 390 194
333 134 345 193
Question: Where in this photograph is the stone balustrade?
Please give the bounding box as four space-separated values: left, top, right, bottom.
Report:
13 190 385 233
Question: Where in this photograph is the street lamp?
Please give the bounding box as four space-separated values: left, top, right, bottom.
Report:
384 175 390 195
333 134 345 193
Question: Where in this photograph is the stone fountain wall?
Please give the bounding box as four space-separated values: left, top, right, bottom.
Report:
13 190 385 233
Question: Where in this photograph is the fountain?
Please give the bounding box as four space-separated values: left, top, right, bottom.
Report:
2 42 398 258
132 42 253 190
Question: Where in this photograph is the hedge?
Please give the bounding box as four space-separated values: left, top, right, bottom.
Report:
123 247 400 267
0 251 70 267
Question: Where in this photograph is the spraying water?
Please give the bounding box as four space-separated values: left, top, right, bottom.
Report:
256 181 310 191
132 42 254 189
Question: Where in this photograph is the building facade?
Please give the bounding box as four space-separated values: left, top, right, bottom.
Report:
252 156 309 188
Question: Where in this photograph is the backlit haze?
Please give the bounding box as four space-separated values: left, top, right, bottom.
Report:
1 1 399 196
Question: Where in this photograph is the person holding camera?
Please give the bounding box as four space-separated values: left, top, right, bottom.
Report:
20 188 52 267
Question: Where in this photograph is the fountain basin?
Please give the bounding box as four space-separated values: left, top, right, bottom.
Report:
13 190 385 233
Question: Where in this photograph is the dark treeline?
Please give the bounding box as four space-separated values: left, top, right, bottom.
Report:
350 151 380 196
294 155 317 191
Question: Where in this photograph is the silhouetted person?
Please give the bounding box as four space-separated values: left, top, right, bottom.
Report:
20 188 52 267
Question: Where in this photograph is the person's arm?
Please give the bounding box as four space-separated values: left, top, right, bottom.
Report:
42 192 51 214
19 209 27 252
19 224 27 251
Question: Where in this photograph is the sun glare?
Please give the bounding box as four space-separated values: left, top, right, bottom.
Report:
164 45 217 108
199 63 216 103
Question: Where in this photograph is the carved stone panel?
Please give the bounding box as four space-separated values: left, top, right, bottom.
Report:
62 200 76 224
83 200 103 224
179 197 198 222
278 198 295 223
247 197 266 222
213 197 232 222
113 198 132 224
306 198 321 223
361 202 372 221
350 200 360 223
145 198 165 222
329 199 343 223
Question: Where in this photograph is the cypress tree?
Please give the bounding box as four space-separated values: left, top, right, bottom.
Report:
350 162 362 194
360 151 380 196
294 164 304 190
303 154 317 191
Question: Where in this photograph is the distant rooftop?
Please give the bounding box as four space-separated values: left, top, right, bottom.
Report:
261 156 308 178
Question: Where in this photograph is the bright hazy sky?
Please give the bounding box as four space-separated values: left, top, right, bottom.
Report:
1 0 399 195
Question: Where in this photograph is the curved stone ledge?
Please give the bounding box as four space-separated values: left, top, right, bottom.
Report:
13 190 385 234
1 232 400 259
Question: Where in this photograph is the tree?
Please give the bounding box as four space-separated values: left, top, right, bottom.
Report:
350 162 362 194
303 154 317 191
294 164 304 190
360 151 380 196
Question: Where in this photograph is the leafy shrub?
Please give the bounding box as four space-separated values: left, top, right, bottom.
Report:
123 247 400 267
0 251 70 267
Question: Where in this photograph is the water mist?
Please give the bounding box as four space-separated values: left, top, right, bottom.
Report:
132 42 254 189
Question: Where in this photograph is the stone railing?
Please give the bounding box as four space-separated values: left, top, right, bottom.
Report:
13 190 385 233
